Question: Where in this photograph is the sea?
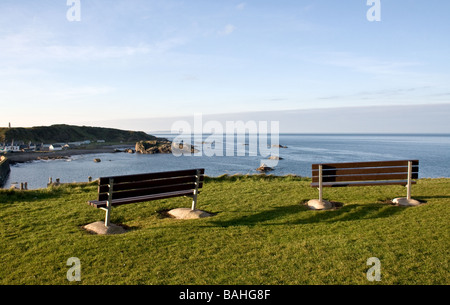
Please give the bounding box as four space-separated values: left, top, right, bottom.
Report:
4 133 450 190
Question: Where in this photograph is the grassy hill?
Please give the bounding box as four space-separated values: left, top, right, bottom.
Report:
0 124 161 144
0 175 448 285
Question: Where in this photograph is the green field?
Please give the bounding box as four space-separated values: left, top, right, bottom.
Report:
0 175 448 285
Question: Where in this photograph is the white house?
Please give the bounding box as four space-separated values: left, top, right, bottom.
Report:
39 144 51 151
0 144 21 152
68 142 82 146
49 144 63 151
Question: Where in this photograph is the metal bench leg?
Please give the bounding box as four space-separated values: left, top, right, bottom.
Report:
191 190 198 211
406 161 412 200
191 170 200 210
318 164 323 203
105 204 111 227
393 161 421 206
307 164 332 210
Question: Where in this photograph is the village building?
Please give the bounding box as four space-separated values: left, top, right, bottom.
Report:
0 142 21 152
49 144 64 151
68 142 82 146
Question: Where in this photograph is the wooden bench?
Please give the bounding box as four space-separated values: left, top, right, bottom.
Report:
310 160 419 205
88 169 205 226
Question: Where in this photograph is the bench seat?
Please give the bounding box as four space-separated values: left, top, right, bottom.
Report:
88 189 196 209
87 168 204 226
310 179 416 188
310 160 419 204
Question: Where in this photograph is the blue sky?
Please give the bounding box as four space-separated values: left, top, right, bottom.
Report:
1 0 450 132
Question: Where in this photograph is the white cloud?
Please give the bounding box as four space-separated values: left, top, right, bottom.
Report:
181 74 199 81
1 80 115 103
219 24 237 36
236 3 246 11
318 51 421 76
0 29 188 64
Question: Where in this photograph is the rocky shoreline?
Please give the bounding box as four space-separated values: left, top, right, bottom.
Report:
5 145 134 164
0 156 11 187
135 140 197 154
4 140 187 164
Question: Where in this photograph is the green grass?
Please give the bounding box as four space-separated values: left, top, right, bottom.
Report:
0 175 449 285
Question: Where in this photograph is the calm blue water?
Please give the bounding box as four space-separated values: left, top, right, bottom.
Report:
4 134 450 189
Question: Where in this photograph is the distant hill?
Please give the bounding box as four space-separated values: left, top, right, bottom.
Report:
0 124 162 144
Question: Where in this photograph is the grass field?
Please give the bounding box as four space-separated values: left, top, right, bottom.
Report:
0 175 448 285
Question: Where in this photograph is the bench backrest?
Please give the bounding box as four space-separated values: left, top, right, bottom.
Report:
97 169 205 202
311 160 419 187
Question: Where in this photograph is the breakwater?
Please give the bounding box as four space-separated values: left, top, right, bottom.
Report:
0 156 11 187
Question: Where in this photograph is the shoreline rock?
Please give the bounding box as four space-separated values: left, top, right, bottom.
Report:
36 155 70 161
135 140 198 154
272 144 288 148
256 164 274 172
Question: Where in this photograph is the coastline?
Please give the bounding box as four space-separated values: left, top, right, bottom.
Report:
0 156 11 187
5 145 134 164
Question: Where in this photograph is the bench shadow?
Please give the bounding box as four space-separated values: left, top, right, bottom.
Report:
211 202 407 227
416 195 450 200
211 205 305 227
294 203 406 225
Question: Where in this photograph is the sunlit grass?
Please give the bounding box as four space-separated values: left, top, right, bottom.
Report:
0 176 448 285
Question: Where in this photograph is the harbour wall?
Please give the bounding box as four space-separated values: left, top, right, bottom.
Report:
0 156 11 187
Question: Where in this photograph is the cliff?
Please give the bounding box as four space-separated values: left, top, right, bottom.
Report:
0 124 161 144
0 156 11 187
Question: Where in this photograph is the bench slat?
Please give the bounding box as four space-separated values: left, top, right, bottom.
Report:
98 182 199 201
98 175 204 193
312 172 419 183
312 160 419 170
310 180 417 188
99 169 205 185
312 166 418 177
89 190 195 208
88 168 205 226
